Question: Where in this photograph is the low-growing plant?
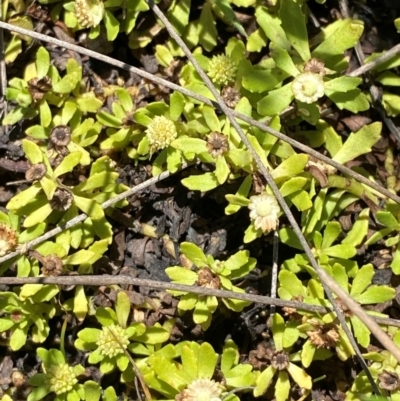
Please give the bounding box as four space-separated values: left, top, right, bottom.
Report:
0 289 58 350
253 313 312 401
166 242 256 329
74 291 170 378
138 340 254 401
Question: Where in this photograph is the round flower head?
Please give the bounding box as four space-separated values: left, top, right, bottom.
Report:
45 363 78 395
248 193 280 233
96 324 130 358
146 116 177 153
0 224 18 257
176 379 223 401
207 55 237 86
75 0 105 28
292 72 325 104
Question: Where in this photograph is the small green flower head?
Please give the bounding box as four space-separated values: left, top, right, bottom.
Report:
46 363 78 395
28 348 85 401
207 55 238 86
96 324 130 358
292 72 325 104
75 0 105 28
146 116 178 153
248 193 280 233
75 292 149 374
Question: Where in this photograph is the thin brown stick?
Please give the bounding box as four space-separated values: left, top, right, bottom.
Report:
0 274 398 327
0 21 398 204
0 168 177 265
348 43 400 77
108 326 152 401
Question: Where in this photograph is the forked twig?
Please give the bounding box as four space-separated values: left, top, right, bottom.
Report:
0 21 398 204
147 1 397 393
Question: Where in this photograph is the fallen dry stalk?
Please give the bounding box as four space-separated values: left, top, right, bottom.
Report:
0 274 399 328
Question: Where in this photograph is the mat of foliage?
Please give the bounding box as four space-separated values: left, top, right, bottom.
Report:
1 0 400 401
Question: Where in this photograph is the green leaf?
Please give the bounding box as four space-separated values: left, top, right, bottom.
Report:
350 264 374 297
350 315 370 348
2 106 26 125
355 286 395 304
279 0 310 61
198 3 217 52
170 91 185 121
275 371 290 401
215 0 247 38
255 7 290 50
343 208 369 247
178 293 198 310
257 83 294 116
27 384 51 401
116 89 133 113
52 73 79 93
312 19 364 66
376 211 399 229
181 242 209 267
271 153 308 182
324 77 362 92
0 318 15 332
279 270 305 298
270 44 300 77
181 172 220 191
198 342 218 379
170 137 208 154
73 285 88 322
247 28 268 53
321 244 356 259
166 267 198 284
77 328 101 344
22 139 43 164
103 387 117 401
326 89 370 113
215 156 229 185
202 105 221 132
65 250 95 265
24 202 53 228
332 122 381 165
287 362 312 389
116 291 130 328
322 221 341 249
241 66 281 93
73 195 104 220
272 313 285 351
84 381 101 401
254 366 276 397
10 326 28 350
39 100 52 128
53 152 82 178
36 47 50 79
104 9 120 41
